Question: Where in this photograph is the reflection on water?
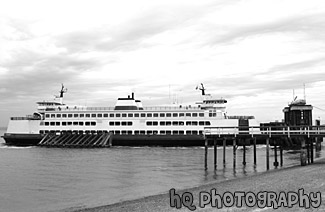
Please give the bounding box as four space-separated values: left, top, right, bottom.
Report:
0 130 324 212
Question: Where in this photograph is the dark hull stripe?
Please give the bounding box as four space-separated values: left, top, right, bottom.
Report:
3 133 205 147
3 133 43 146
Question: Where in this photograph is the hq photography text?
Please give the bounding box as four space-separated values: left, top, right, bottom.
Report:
169 188 321 211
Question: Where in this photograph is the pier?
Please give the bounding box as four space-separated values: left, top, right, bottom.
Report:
203 126 325 170
38 132 113 148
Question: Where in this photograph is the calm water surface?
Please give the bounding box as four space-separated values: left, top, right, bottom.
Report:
0 129 324 212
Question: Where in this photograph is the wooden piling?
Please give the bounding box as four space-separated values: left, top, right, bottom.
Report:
243 142 246 166
300 138 307 166
233 138 236 168
306 141 310 165
214 139 217 169
274 144 278 167
223 137 226 166
315 137 322 152
205 138 208 170
310 138 314 164
280 142 283 166
266 138 270 170
253 137 257 165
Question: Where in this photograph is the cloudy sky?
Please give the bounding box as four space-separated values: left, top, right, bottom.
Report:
1 0 325 127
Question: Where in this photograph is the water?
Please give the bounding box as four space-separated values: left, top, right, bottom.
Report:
0 129 324 212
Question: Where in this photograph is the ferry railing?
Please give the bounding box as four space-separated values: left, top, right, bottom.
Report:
53 107 115 111
204 126 325 138
226 115 255 119
11 117 31 120
46 106 202 112
142 106 201 111
10 115 41 120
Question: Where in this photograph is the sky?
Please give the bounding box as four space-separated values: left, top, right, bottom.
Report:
1 0 325 127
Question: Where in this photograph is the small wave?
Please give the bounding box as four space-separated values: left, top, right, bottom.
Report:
165 146 201 150
255 145 266 149
113 146 201 150
113 146 152 149
0 145 33 149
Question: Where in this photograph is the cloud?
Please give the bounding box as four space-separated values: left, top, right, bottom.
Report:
202 11 325 46
268 57 325 74
54 10 183 53
1 0 325 126
0 49 104 102
54 1 225 53
181 60 325 100
0 18 34 41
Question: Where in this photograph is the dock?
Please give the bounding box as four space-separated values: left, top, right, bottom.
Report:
203 125 325 170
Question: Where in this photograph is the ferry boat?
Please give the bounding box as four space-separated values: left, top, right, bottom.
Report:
2 84 259 146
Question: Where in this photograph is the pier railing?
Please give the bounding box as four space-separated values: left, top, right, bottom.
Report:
204 126 325 138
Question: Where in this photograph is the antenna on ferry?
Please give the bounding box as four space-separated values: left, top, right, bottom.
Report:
55 83 68 105
169 84 171 104
60 83 68 98
303 83 306 101
196 83 206 96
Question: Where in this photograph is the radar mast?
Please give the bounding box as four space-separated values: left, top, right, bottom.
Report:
55 84 68 104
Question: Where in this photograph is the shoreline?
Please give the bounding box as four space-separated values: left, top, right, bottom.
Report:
72 157 325 212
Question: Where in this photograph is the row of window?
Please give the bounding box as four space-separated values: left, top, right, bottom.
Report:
43 121 97 126
131 130 203 135
40 130 108 134
113 130 203 135
42 120 209 127
146 121 211 126
109 121 133 126
45 112 205 119
39 130 203 135
209 113 220 117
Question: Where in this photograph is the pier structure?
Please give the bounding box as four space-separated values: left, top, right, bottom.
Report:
203 125 325 170
38 131 113 148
